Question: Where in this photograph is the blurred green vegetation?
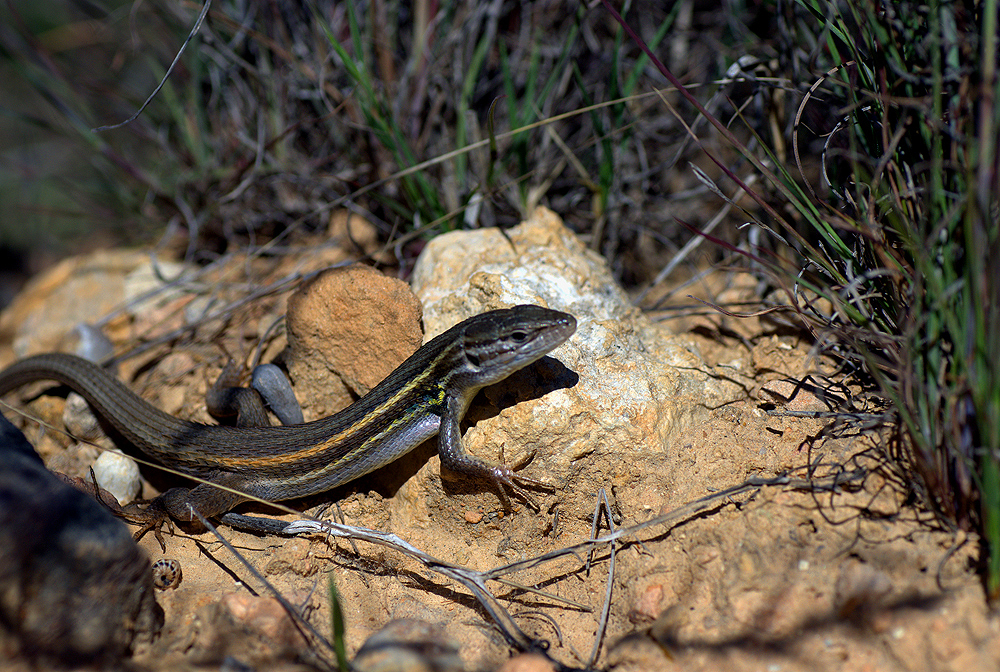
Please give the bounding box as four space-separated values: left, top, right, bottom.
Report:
0 0 696 281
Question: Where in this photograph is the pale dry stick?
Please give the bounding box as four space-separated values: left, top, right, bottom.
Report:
280 469 868 659
491 577 590 611
586 488 618 668
635 174 757 305
305 501 366 584
479 469 868 581
281 519 538 649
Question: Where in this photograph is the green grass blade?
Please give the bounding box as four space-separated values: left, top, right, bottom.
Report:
327 573 349 672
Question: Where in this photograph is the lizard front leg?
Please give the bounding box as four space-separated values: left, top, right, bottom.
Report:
436 394 549 510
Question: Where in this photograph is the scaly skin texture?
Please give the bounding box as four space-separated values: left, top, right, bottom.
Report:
0 305 576 545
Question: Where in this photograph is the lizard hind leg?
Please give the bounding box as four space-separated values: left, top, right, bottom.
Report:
123 476 251 551
130 361 301 548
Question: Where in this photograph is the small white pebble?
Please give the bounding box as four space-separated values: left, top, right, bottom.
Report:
92 451 141 504
892 627 905 639
63 393 104 441
798 559 810 571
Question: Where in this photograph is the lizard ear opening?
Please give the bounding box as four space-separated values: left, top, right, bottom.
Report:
465 351 481 368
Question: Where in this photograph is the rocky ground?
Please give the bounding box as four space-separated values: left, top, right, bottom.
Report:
0 210 996 671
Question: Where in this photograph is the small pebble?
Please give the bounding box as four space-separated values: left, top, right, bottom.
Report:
63 392 104 441
464 510 484 524
92 451 141 504
73 323 116 365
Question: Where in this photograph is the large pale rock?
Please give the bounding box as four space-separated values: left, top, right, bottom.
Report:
1 251 140 359
0 250 197 363
406 207 741 516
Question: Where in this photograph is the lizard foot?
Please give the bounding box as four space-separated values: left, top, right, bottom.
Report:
121 496 174 552
489 464 555 512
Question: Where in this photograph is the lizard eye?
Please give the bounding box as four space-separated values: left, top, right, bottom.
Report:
509 330 528 343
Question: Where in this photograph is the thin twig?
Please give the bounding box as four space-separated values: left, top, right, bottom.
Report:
278 468 868 654
92 0 212 132
281 519 537 649
587 488 617 667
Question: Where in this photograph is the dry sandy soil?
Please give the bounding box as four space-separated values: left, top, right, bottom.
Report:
0 236 997 672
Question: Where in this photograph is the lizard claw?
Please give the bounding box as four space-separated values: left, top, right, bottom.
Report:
123 497 174 553
490 464 553 512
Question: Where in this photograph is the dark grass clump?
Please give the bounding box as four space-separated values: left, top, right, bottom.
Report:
780 0 999 600
0 0 726 279
611 0 1000 599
